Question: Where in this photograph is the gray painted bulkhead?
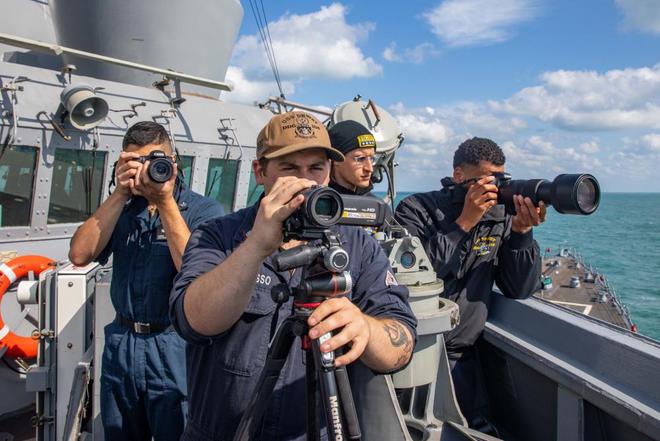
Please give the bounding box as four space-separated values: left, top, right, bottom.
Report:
0 43 272 438
0 59 272 261
481 293 660 441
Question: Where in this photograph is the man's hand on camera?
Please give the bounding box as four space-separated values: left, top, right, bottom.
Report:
511 195 546 234
455 175 499 232
132 160 177 206
307 297 370 367
114 152 142 199
248 176 317 258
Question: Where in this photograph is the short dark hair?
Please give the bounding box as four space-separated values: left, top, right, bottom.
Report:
122 121 171 151
453 137 505 168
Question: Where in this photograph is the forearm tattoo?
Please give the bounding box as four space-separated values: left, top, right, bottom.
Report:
383 320 413 369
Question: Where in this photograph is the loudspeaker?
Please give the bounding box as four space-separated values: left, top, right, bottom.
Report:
60 84 109 130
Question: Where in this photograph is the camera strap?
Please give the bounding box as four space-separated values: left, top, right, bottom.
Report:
262 260 290 340
107 160 120 196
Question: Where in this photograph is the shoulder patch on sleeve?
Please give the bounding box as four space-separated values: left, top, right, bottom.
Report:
385 270 398 286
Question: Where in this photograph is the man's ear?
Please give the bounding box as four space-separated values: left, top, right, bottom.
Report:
253 159 265 185
453 166 464 184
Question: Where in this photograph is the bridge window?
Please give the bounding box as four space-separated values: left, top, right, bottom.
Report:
48 149 107 224
247 169 263 207
205 158 239 213
0 145 38 226
177 155 193 188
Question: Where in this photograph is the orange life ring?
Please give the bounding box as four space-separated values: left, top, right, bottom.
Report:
0 255 55 358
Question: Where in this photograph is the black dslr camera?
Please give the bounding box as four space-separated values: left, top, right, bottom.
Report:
136 150 175 183
491 172 600 215
282 186 388 241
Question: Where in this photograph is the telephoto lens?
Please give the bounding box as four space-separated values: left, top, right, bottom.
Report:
495 173 600 215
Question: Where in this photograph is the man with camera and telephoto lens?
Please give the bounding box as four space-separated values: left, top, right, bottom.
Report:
169 111 417 441
68 121 224 441
394 137 545 428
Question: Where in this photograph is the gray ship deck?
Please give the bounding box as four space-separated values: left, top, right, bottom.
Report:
536 255 631 330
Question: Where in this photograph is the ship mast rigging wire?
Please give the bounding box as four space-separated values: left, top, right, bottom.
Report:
248 0 285 99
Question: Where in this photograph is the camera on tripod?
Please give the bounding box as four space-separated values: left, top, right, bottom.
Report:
283 185 389 241
235 188 377 441
270 232 354 305
274 185 390 302
491 172 600 216
135 150 175 183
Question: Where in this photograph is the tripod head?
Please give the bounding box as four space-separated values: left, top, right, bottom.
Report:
270 230 353 304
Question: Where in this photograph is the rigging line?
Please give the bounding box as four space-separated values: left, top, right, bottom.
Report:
248 0 284 98
259 0 284 97
248 0 273 72
252 0 281 96
252 0 279 89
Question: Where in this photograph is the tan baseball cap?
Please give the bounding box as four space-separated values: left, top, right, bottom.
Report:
256 111 345 161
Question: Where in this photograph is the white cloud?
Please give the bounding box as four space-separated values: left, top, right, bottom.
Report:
424 0 541 47
390 101 531 149
616 0 660 34
233 3 381 81
382 43 401 62
386 63 660 192
222 66 294 104
405 144 440 156
456 102 527 134
580 141 600 153
393 111 453 144
640 133 660 152
491 64 660 130
382 42 440 64
500 136 598 176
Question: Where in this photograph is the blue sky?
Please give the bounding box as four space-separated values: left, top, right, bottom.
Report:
223 0 660 192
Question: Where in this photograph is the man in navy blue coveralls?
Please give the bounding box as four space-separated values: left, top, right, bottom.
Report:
395 137 544 427
69 121 224 440
170 111 417 441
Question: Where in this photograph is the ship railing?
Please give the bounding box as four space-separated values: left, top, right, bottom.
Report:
484 293 660 441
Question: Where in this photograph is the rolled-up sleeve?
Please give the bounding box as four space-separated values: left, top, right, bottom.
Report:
169 220 228 345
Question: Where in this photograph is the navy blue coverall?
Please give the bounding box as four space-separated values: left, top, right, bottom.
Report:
395 185 541 425
169 202 417 441
98 181 224 441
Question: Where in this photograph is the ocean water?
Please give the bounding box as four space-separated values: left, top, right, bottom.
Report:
385 192 660 341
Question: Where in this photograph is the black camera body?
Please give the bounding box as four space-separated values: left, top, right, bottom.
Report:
136 150 174 183
283 186 388 241
491 172 600 215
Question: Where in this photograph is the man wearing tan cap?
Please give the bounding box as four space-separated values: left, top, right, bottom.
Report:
169 111 417 440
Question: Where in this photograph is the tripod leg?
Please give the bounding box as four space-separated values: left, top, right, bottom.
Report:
335 365 361 440
310 335 362 440
233 317 298 441
305 349 321 441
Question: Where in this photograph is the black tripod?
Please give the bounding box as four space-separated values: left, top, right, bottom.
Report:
234 232 362 441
